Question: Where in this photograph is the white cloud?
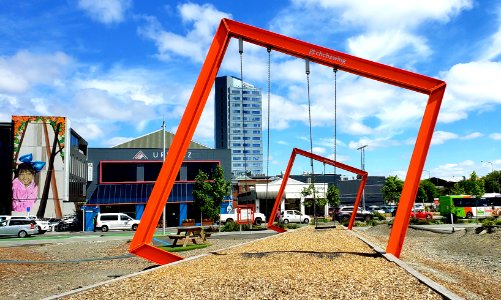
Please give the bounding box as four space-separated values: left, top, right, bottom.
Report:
461 132 482 140
489 133 501 140
291 0 473 30
347 30 431 63
138 3 231 63
432 159 481 180
479 6 501 61
0 50 73 94
77 0 131 25
431 131 459 145
106 136 134 147
440 61 501 123
312 147 326 154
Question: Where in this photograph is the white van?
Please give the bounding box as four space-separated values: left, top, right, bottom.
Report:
95 213 139 232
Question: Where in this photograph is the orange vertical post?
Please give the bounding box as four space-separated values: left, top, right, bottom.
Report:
386 84 446 256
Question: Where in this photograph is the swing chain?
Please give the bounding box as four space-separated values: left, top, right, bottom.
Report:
305 59 316 224
333 67 338 180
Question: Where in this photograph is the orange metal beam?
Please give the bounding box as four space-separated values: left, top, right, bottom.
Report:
386 84 446 254
130 18 446 263
267 148 367 231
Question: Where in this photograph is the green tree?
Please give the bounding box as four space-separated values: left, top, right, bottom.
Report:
326 184 341 208
416 185 427 204
382 176 404 205
420 179 438 203
192 166 231 222
193 170 213 220
451 172 485 196
483 170 501 193
301 184 327 208
211 165 231 215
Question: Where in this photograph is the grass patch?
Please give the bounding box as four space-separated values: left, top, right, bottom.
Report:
161 243 210 252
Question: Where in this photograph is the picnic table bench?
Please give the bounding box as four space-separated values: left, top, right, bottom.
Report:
168 226 208 247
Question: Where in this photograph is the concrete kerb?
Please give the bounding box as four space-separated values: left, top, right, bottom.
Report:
348 227 464 300
43 228 284 300
409 225 463 234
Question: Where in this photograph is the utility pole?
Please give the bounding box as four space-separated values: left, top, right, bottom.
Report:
357 145 368 210
162 119 166 235
481 160 495 193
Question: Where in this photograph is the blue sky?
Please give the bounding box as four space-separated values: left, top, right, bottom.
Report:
1 0 500 181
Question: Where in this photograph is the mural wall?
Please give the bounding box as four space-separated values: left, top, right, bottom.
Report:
11 116 70 219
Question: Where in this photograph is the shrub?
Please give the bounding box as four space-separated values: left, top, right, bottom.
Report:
373 212 386 221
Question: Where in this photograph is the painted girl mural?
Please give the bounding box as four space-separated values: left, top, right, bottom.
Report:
12 153 45 213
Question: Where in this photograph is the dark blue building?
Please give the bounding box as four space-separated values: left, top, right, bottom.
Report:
84 129 231 229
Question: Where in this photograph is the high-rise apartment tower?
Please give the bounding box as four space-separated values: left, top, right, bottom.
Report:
215 76 263 177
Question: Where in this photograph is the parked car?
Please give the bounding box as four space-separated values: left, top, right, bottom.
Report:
367 206 385 214
335 206 373 222
380 206 396 214
280 210 311 224
411 211 434 220
0 215 50 234
0 218 37 238
95 213 140 232
413 203 425 211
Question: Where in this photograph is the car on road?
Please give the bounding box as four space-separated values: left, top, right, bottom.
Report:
335 206 373 222
0 215 50 234
411 211 434 220
280 210 311 224
380 206 396 214
95 213 140 232
413 203 425 211
367 206 385 214
0 218 37 238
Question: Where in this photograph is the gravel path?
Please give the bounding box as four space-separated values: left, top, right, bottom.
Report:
1 225 497 299
0 234 261 300
61 227 442 300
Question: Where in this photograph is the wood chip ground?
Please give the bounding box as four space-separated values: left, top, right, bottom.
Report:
63 227 442 300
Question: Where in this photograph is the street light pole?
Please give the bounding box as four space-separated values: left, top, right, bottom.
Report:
481 160 495 193
162 119 166 235
357 145 368 210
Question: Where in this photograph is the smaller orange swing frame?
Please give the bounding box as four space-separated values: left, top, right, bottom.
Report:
267 148 367 233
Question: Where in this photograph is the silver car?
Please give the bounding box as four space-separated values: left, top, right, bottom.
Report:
0 218 37 238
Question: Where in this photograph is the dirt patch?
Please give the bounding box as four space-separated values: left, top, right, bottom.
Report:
358 225 501 300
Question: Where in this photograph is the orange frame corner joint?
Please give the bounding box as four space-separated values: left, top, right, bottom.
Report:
266 148 368 232
129 18 446 264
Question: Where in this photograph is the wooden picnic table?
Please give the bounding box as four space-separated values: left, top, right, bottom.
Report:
168 226 208 247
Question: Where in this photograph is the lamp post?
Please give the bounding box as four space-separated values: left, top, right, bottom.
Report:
162 120 166 235
357 145 368 210
481 160 495 193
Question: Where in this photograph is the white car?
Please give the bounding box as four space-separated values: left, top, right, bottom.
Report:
413 203 425 212
367 206 385 214
95 213 140 232
0 215 50 234
0 218 37 238
280 210 311 224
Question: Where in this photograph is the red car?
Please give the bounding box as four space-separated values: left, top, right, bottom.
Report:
410 211 433 220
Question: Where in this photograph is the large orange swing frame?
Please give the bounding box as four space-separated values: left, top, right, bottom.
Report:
129 18 446 264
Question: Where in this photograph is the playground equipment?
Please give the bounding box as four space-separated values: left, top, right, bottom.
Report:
129 18 446 264
267 148 367 233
